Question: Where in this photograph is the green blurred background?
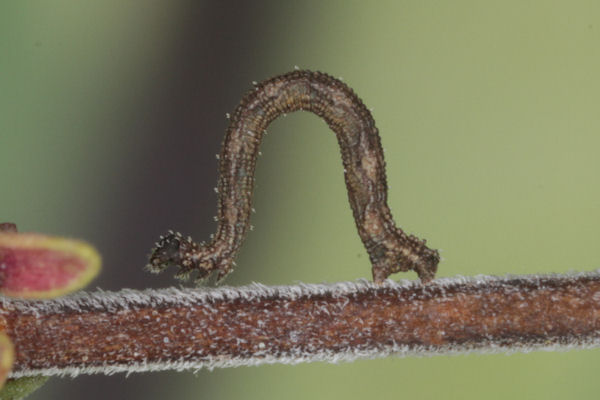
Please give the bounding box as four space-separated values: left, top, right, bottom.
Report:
1 1 599 399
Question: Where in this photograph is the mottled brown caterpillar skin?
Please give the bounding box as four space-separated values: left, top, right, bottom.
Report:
148 70 439 284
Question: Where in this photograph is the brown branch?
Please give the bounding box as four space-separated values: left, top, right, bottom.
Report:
3 271 600 378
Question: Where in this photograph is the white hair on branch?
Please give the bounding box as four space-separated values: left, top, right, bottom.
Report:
4 270 600 378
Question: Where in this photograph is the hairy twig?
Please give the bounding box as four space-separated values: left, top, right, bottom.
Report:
3 270 600 378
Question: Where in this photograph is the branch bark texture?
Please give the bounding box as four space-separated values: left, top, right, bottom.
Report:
3 271 600 378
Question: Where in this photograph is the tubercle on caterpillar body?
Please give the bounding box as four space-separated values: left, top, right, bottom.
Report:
147 70 439 284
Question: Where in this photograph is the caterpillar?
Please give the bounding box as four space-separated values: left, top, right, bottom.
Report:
147 70 439 284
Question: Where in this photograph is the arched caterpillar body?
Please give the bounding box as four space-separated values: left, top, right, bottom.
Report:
147 70 439 284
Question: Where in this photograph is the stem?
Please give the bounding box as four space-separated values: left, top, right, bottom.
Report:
4 271 600 378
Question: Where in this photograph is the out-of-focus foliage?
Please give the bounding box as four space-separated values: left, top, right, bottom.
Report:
0 377 49 400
